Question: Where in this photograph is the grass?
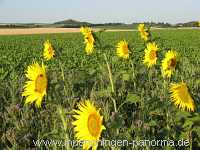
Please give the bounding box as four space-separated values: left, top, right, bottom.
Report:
0 29 200 150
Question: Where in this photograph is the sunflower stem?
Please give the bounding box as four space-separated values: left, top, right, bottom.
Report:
103 54 119 135
103 54 115 93
58 106 71 150
59 60 68 96
130 60 136 89
103 54 117 112
189 131 192 150
164 79 170 140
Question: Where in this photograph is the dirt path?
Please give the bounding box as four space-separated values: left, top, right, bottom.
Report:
0 28 137 35
0 28 81 35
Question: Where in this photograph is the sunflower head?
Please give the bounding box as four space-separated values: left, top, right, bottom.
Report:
80 26 92 35
140 31 149 41
161 50 177 78
143 42 158 68
138 23 145 32
72 100 105 150
116 40 130 59
22 62 47 108
169 82 196 112
138 24 149 41
80 26 95 55
84 32 95 54
43 40 55 60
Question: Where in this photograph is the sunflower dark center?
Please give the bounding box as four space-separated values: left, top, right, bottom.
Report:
149 50 156 60
35 74 47 93
177 85 190 103
47 46 54 55
122 45 129 54
169 58 176 68
87 113 101 137
86 33 94 44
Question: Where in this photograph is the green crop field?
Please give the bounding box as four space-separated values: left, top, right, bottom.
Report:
0 29 200 150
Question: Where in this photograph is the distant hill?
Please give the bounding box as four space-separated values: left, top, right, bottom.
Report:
53 19 200 28
54 19 91 27
175 21 198 27
0 19 199 29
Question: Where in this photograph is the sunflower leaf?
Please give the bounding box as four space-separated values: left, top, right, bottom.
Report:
183 120 193 130
107 112 125 129
125 93 140 104
148 120 157 127
122 73 130 81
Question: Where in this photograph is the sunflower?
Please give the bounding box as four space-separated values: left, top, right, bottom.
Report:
80 26 92 35
140 31 149 41
85 32 95 54
161 50 177 78
72 100 105 150
138 24 149 41
116 40 130 59
22 62 47 108
169 82 196 112
80 27 95 55
138 23 145 32
43 40 55 60
143 42 158 68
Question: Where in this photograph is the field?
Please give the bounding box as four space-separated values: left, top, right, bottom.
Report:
0 29 200 150
0 28 135 35
0 28 81 35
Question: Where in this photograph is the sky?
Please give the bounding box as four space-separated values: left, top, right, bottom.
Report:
0 0 199 24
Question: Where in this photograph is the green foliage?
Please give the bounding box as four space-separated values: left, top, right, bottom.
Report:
0 29 200 150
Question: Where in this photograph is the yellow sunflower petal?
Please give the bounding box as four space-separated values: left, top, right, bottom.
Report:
143 42 158 68
116 40 130 59
80 27 95 55
22 62 48 108
169 82 196 112
43 40 55 60
138 24 150 41
161 50 177 78
72 100 105 150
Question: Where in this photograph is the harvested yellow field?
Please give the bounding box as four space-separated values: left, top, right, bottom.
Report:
0 28 81 35
0 28 136 35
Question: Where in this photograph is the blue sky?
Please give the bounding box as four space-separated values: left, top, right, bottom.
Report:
0 0 199 24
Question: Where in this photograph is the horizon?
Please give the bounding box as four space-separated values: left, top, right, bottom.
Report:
0 19 199 25
0 0 199 24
